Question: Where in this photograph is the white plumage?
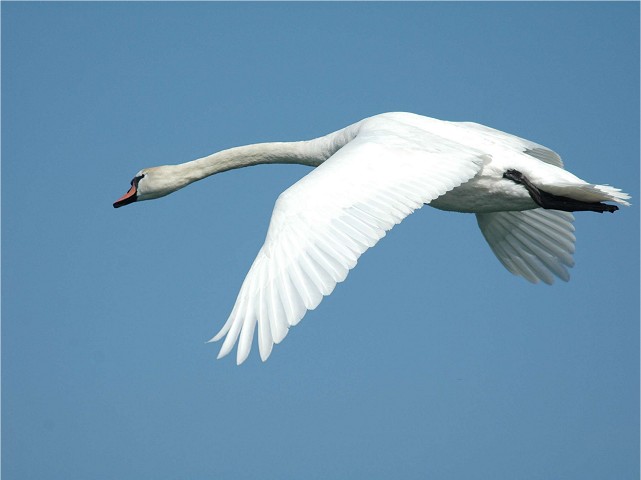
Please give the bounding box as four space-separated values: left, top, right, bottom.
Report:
114 112 630 364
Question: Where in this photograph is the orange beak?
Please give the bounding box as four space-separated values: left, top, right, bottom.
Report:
113 184 137 208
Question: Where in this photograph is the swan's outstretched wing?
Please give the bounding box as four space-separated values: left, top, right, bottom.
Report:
211 119 488 364
476 209 576 284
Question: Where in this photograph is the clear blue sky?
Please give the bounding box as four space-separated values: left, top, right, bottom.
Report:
2 3 639 479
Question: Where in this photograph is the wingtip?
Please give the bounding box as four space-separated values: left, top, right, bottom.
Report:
236 345 251 365
212 337 273 364
216 348 229 360
217 340 235 360
208 329 227 343
259 347 273 363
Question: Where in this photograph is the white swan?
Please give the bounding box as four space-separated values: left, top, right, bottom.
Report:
114 112 630 364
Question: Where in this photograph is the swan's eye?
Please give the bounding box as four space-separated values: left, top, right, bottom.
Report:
130 174 145 187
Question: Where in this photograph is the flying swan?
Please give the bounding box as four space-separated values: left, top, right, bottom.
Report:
114 112 630 364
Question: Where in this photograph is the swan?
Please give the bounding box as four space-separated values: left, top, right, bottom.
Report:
114 112 630 364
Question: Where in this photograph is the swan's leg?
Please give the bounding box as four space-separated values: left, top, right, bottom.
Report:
503 169 618 213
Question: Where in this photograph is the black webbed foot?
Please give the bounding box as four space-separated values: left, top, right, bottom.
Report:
503 169 618 213
503 169 525 183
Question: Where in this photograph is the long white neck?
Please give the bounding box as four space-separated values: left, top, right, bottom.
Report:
170 121 361 187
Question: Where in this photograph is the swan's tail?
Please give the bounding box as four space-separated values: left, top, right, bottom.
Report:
550 183 630 213
543 182 630 208
589 184 631 206
504 170 630 212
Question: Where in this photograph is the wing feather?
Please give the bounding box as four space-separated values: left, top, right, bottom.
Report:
476 209 576 285
211 120 487 363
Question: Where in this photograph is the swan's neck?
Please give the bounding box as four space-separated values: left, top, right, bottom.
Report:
172 123 361 186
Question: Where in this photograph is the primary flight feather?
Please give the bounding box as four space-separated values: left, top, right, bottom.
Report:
114 112 630 364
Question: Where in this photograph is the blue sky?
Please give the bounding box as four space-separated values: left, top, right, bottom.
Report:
2 2 639 479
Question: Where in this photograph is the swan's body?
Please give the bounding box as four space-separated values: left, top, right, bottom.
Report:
114 112 630 364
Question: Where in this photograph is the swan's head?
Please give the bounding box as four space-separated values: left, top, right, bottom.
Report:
113 166 188 208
